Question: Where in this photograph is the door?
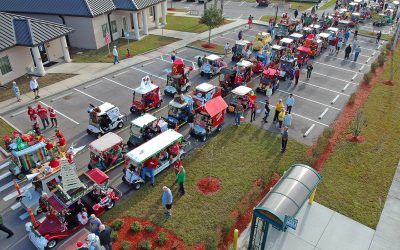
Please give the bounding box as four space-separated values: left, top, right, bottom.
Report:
123 16 128 32
38 44 49 64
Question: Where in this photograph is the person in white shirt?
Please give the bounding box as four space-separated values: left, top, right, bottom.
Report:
112 46 119 64
77 209 88 225
29 77 40 99
224 43 230 57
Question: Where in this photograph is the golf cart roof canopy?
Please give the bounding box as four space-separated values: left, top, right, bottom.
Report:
339 8 348 12
126 129 183 164
309 24 320 29
272 44 283 50
236 40 251 46
328 27 339 33
352 12 361 16
206 54 221 61
339 20 350 24
134 76 158 95
297 46 312 53
280 37 293 44
349 2 359 6
237 60 253 68
393 1 399 5
131 113 157 128
302 27 312 32
290 33 303 39
318 32 330 38
232 85 252 96
89 132 123 153
204 96 228 117
96 102 115 116
354 0 362 2
196 82 215 93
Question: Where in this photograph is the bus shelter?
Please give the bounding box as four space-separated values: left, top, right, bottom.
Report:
248 164 322 249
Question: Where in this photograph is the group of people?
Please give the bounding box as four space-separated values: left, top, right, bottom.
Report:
74 214 113 250
27 104 58 134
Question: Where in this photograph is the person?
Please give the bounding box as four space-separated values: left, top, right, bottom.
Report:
250 101 257 122
89 214 102 235
376 31 382 44
248 15 253 29
234 102 244 126
77 209 88 225
141 156 159 187
278 109 285 128
187 111 194 133
294 67 300 85
48 106 58 128
197 56 203 68
294 9 299 19
263 100 270 123
87 233 101 250
273 99 284 123
266 83 273 99
12 81 21 102
171 50 176 62
238 30 243 40
162 186 173 219
224 42 230 56
344 30 351 45
112 46 119 65
176 165 186 196
354 25 359 38
29 77 40 99
281 126 289 153
354 45 361 62
344 44 352 59
27 106 37 122
306 62 313 80
99 224 112 250
286 94 295 114
0 214 13 239
283 111 292 127
37 104 50 129
336 39 342 54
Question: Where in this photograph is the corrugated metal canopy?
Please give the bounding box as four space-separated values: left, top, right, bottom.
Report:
113 0 165 10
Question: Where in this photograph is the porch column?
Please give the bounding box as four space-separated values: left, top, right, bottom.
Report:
132 11 140 40
142 8 149 35
161 0 167 25
31 46 46 76
154 4 160 28
60 36 71 63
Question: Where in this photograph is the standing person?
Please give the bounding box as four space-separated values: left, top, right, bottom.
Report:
0 214 14 239
283 111 292 127
29 77 40 99
294 9 299 19
141 156 159 187
87 233 101 250
37 104 50 129
176 165 186 196
99 224 112 250
354 45 361 62
286 94 295 114
336 39 342 54
281 127 289 153
278 109 285 128
48 106 58 128
89 214 102 235
344 30 351 45
27 106 37 122
294 67 300 85
224 42 230 57
12 81 21 102
376 31 382 44
250 101 257 122
354 25 359 38
171 50 176 62
263 100 270 123
162 186 173 219
112 46 119 65
238 30 243 40
234 102 244 126
248 15 253 29
344 44 352 59
273 99 284 123
306 62 313 80
187 111 194 133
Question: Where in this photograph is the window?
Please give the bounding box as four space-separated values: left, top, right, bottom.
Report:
102 24 108 38
0 56 12 75
111 20 117 33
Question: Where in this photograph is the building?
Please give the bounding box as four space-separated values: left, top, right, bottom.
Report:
0 0 168 50
0 12 73 85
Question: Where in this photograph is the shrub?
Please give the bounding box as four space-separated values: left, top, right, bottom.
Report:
370 61 378 73
385 41 392 51
110 219 124 231
157 232 168 245
111 230 118 241
121 240 132 250
139 240 152 250
130 221 142 233
363 72 372 84
220 217 234 237
144 224 154 233
348 92 356 105
350 111 367 138
377 54 385 66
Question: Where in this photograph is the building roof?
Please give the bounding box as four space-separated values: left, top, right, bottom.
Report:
0 12 73 52
0 0 115 17
113 0 165 10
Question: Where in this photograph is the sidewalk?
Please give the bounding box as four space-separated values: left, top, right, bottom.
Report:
0 18 246 115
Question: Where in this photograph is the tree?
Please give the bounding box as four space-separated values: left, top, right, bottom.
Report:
350 111 367 138
200 6 225 45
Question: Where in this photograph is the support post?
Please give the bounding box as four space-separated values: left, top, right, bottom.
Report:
60 36 71 63
161 1 167 25
233 229 239 250
31 46 46 76
142 8 149 35
154 4 160 28
132 12 140 40
308 188 317 204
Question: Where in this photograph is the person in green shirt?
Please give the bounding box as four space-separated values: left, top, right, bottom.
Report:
176 165 186 196
0 214 14 238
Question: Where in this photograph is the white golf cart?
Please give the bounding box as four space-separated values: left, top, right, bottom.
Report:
87 102 126 137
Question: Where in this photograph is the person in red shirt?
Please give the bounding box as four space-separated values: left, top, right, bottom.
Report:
141 156 159 186
48 106 58 128
37 104 50 129
168 143 180 159
27 106 36 121
294 67 300 86
55 129 66 151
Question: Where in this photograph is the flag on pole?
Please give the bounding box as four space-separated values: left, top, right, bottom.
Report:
105 31 110 45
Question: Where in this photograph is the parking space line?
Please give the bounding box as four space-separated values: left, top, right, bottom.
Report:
304 124 316 137
74 88 105 103
359 65 365 71
152 105 169 115
351 72 357 81
130 67 167 81
83 80 102 89
39 101 80 125
142 61 155 66
11 202 21 210
323 55 365 66
238 14 243 19
366 57 372 63
298 80 350 96
319 108 329 119
240 1 245 6
177 49 186 53
312 72 357 85
113 70 129 77
0 181 14 192
342 83 350 92
10 109 26 117
331 95 340 104
277 89 341 111
50 92 73 102
103 77 135 91
313 61 360 74
4 183 32 201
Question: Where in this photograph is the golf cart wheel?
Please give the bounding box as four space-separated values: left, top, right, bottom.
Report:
122 175 127 183
86 129 92 135
46 239 58 249
201 71 205 77
117 122 123 129
127 141 134 148
208 74 212 79
217 125 223 132
96 133 102 139
130 106 137 113
134 182 142 190
88 164 93 171
202 135 207 142
156 102 161 108
106 201 115 210
185 86 190 92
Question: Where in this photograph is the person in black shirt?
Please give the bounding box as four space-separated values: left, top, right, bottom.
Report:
99 224 112 250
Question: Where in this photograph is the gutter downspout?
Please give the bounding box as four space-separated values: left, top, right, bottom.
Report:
107 12 114 42
58 15 71 46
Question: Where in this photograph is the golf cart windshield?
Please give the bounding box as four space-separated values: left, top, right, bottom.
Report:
130 125 142 138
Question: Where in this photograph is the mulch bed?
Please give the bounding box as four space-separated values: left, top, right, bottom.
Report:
197 176 222 195
201 43 218 49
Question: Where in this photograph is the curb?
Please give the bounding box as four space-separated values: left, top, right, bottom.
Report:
186 45 225 55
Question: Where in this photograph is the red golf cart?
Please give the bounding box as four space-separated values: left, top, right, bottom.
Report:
130 76 162 114
296 46 311 66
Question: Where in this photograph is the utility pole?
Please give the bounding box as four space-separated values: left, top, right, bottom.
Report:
204 0 207 12
221 0 224 14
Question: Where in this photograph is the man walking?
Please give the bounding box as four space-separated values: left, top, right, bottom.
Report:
48 106 58 128
37 104 50 129
29 77 40 99
344 30 351 45
273 99 284 123
176 165 186 196
336 39 342 55
248 15 253 29
278 109 285 128
162 186 173 219
286 94 295 114
281 127 289 153
112 46 119 65
294 67 300 85
263 100 270 123
234 102 244 126
99 224 112 250
344 44 352 59
250 101 257 122
376 31 382 44
294 9 299 19
224 43 230 57
354 45 361 62
238 30 243 40
0 214 13 239
306 62 313 80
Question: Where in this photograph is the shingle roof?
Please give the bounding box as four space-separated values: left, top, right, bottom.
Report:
113 0 165 10
0 0 116 17
0 12 73 52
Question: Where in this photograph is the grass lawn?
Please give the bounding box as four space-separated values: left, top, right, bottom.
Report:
0 73 76 103
102 124 308 247
189 40 225 54
0 117 16 149
164 14 232 33
316 46 400 228
289 2 315 11
260 15 281 23
70 35 179 63
358 30 392 41
319 0 336 10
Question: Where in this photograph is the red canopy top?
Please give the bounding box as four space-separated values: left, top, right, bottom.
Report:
173 59 184 66
87 168 109 185
262 68 278 76
205 96 228 117
47 195 66 213
297 46 312 53
307 34 315 40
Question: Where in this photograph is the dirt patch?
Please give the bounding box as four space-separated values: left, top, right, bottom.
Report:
346 134 365 143
382 80 395 86
202 43 218 49
197 177 222 195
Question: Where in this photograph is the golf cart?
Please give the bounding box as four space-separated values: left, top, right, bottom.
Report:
87 103 126 137
122 129 188 189
219 67 238 97
275 23 289 39
279 37 294 52
127 113 168 148
130 76 163 114
235 60 253 85
318 32 331 49
88 132 125 172
164 95 194 129
191 96 228 141
192 82 221 109
165 59 193 96
228 86 256 113
257 68 280 95
279 55 296 79
296 46 311 66
327 27 339 37
271 45 284 61
289 33 304 48
232 40 252 61
201 54 227 78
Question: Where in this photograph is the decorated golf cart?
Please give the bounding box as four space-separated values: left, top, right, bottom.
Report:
192 82 221 109
228 86 256 113
327 27 339 38
256 68 281 95
87 102 126 137
88 132 125 171
165 59 193 96
275 23 289 39
235 60 254 85
253 32 272 51
279 37 294 52
130 76 163 114
127 113 168 148
303 34 322 57
122 129 188 189
200 54 227 78
164 95 194 129
219 67 238 97
232 40 252 61
191 96 228 141
289 33 304 48
256 0 271 6
296 46 311 66
271 45 284 61
318 32 331 49
279 54 297 79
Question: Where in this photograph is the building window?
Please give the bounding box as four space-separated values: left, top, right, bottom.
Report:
0 56 12 75
149 6 154 16
111 20 117 33
102 24 108 38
